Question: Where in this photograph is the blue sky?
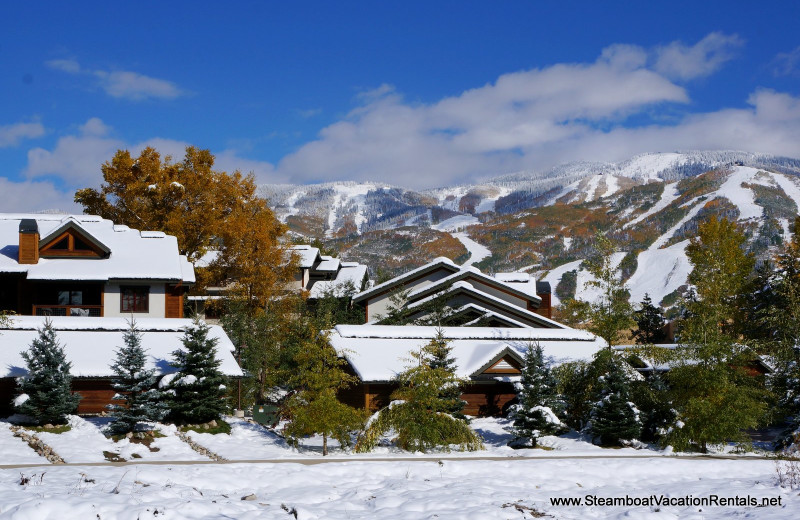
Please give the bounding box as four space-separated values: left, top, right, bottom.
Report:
2 1 799 211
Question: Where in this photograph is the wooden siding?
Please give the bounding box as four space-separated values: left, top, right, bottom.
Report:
73 379 116 414
165 284 184 318
339 380 517 418
461 382 517 416
18 232 39 264
0 378 110 416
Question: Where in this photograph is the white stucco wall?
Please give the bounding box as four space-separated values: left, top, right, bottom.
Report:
366 270 455 321
103 282 166 318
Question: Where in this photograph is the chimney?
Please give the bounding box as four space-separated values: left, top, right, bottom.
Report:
535 281 552 319
18 219 39 264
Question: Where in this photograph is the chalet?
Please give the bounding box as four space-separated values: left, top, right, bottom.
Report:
0 316 242 416
330 325 605 416
0 214 195 318
289 245 369 296
352 257 554 326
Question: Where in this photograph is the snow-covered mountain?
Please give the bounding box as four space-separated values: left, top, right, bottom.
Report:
263 151 800 237
263 151 800 308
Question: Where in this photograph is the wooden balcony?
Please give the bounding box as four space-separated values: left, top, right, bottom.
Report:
32 305 103 317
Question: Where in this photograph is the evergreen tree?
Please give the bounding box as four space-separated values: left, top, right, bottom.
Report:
166 319 228 425
633 294 666 344
356 338 483 453
756 217 800 445
15 320 81 425
508 342 567 448
584 233 634 346
587 350 641 446
423 328 466 419
665 216 768 452
630 372 675 443
107 321 167 435
284 324 366 456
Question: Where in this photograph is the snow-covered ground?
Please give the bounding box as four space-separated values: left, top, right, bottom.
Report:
1 416 794 518
452 232 491 266
0 453 793 519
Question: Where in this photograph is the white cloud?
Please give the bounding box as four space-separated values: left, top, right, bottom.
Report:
45 59 81 74
772 46 800 76
275 41 690 188
46 59 184 100
94 70 183 100
0 121 45 148
0 177 79 213
25 123 124 186
654 32 743 81
22 118 277 189
270 32 800 189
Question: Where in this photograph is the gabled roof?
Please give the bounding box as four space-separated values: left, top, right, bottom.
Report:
0 316 242 378
289 245 321 269
353 257 460 302
453 304 530 328
38 217 111 256
0 214 195 283
405 281 565 328
406 266 542 306
315 255 341 272
308 263 369 298
329 325 605 382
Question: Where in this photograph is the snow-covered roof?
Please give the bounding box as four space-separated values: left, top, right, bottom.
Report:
0 316 242 378
353 257 460 302
315 255 341 272
492 272 543 298
449 303 530 328
406 267 542 306
613 344 773 374
404 281 564 329
330 325 605 382
0 214 195 283
289 245 320 269
308 263 368 298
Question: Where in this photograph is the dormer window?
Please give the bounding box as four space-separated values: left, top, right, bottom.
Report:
38 222 110 259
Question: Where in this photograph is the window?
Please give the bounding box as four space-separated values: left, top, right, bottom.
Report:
57 290 83 306
121 286 149 313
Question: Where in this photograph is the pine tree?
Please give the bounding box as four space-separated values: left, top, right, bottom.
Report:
355 339 483 453
15 320 81 425
284 324 366 456
633 294 666 344
587 350 641 446
509 342 567 448
107 321 167 435
423 328 466 420
165 319 228 425
755 217 800 446
665 216 768 452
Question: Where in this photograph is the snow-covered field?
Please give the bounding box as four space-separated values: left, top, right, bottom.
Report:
1 415 795 518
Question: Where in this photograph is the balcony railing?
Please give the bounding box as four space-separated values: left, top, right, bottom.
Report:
33 305 102 317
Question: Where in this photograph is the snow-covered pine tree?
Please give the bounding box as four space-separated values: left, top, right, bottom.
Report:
355 336 483 453
588 350 641 446
424 328 466 420
165 319 228 425
107 320 167 434
508 342 567 448
15 320 81 425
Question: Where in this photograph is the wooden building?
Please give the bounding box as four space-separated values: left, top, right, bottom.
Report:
329 325 606 417
0 316 243 416
352 257 554 326
0 214 195 319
